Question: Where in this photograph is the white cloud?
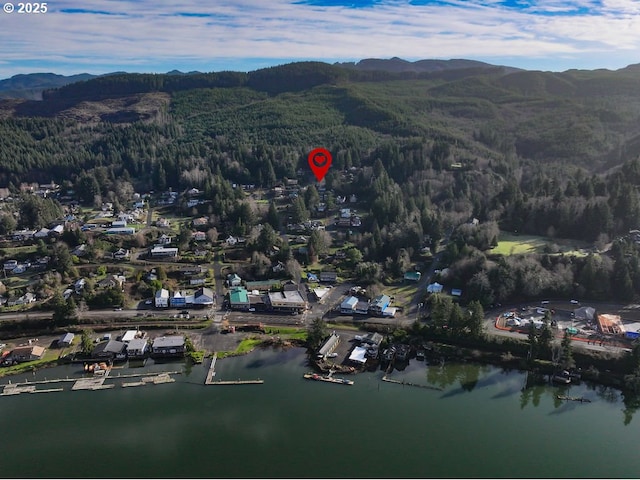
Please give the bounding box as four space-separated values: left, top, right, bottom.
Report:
1 0 639 75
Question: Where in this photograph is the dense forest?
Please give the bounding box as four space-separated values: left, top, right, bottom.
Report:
2 60 640 305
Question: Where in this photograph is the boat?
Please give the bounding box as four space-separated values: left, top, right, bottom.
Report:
557 395 591 403
303 372 354 385
552 370 571 384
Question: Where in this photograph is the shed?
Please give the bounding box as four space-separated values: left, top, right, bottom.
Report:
58 332 75 347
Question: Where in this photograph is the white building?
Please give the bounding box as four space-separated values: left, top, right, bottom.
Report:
155 288 169 308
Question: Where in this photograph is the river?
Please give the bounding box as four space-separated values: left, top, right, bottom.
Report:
1 347 639 478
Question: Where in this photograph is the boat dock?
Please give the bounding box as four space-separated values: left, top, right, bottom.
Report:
207 379 264 385
1 370 182 395
557 395 592 403
204 354 263 385
381 375 443 391
204 354 217 384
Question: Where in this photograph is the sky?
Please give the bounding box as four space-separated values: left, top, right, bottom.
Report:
1 0 640 79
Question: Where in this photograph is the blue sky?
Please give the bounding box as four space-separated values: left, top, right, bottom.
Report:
1 0 640 79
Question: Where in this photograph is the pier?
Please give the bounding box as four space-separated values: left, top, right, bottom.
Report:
381 375 443 391
204 354 263 385
1 370 182 395
204 354 217 385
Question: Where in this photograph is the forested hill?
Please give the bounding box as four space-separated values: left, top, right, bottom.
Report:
3 60 640 251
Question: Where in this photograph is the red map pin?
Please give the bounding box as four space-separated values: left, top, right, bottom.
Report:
308 147 332 182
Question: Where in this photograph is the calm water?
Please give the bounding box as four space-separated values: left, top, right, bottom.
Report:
1 348 640 479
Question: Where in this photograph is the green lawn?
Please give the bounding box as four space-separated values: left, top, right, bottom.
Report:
490 232 590 256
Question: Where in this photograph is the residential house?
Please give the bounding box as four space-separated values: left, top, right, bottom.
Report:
319 271 337 283
427 282 443 294
272 261 285 273
3 259 18 271
190 275 207 286
151 335 185 357
451 289 462 297
192 217 208 229
34 227 50 239
181 266 205 277
227 273 242 287
340 296 358 314
97 274 126 290
8 345 45 363
193 287 214 306
225 235 238 246
49 224 64 236
126 338 148 358
112 248 130 260
157 234 173 245
74 278 86 294
403 271 422 282
155 288 169 308
192 231 206 242
156 218 170 228
92 340 126 361
71 244 88 257
7 292 36 306
369 295 391 315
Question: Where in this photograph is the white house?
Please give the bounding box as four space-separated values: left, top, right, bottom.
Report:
155 288 169 308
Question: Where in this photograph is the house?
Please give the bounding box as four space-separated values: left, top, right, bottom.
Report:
72 244 88 257
8 292 36 306
170 290 188 308
12 229 36 241
92 340 126 361
155 288 169 308
227 273 242 287
126 338 148 358
3 259 18 271
193 217 208 229
225 235 238 246
192 231 206 242
113 248 130 260
340 296 358 314
193 287 214 306
34 227 50 238
319 271 337 283
156 218 170 228
58 332 75 347
151 336 185 357
451 289 462 297
157 234 173 245
228 287 250 311
121 330 145 343
149 246 179 258
190 276 207 286
74 278 86 294
427 282 443 294
8 345 45 363
369 295 391 315
361 332 383 346
97 274 126 290
272 261 285 273
403 271 422 282
355 301 370 315
313 287 330 301
306 273 319 283
49 224 64 236
181 266 205 277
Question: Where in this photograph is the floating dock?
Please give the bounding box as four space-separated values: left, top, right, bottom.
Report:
381 375 443 391
208 379 264 385
557 395 591 403
204 354 217 385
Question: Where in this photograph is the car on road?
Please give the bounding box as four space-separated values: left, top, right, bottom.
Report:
113 307 123 311
145 299 152 305
327 352 338 358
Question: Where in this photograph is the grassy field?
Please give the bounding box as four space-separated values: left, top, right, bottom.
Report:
490 232 590 256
